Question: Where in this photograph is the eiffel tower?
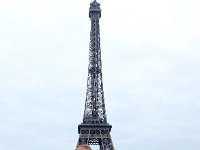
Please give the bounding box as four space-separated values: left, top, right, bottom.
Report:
76 0 115 150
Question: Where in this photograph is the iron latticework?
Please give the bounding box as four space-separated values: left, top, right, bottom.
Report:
76 1 115 150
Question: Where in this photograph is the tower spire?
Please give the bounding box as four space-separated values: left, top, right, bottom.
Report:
76 1 115 150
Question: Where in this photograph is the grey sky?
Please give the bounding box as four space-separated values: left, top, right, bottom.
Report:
0 0 200 150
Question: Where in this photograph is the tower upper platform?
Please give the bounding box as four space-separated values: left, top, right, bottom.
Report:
89 0 101 18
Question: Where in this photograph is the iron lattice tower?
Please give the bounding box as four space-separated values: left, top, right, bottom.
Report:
76 1 115 150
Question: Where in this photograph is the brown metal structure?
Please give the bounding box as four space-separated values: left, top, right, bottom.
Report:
76 1 115 150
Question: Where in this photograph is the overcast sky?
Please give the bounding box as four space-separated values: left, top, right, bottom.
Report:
0 0 200 150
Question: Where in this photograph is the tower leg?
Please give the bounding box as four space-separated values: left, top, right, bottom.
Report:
101 137 115 150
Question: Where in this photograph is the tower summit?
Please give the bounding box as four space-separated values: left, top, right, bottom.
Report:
76 1 115 150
